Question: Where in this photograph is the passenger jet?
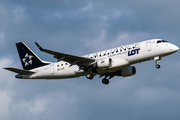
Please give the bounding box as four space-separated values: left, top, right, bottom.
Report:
4 39 179 85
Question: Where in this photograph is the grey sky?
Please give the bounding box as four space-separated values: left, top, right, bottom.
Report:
0 0 180 120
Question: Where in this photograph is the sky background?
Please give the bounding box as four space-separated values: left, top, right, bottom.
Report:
0 0 180 120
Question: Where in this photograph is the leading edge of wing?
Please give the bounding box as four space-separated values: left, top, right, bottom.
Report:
35 42 95 66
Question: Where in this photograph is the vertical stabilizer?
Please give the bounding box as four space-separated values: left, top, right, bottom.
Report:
16 42 48 70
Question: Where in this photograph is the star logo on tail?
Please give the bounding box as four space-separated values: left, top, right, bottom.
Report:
22 53 33 66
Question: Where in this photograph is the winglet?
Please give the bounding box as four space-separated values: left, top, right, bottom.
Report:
35 42 44 51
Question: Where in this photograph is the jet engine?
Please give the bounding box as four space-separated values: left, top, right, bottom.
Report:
93 58 112 68
120 66 136 77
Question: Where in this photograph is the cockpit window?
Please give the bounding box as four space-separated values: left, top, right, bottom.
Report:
157 40 168 44
162 40 168 42
157 40 162 43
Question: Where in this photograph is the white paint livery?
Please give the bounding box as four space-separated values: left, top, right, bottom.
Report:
4 39 179 84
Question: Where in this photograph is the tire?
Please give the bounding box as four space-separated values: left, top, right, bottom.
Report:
86 73 94 80
156 64 161 69
102 78 109 85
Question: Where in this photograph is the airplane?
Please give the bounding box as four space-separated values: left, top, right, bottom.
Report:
4 39 179 85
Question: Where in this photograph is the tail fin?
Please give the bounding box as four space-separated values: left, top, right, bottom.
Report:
16 42 49 70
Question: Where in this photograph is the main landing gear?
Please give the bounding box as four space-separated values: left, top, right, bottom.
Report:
86 68 98 80
86 72 110 85
102 78 109 85
154 56 161 69
86 73 94 80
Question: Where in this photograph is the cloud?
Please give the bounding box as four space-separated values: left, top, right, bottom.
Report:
12 6 27 23
0 57 14 120
84 29 149 52
0 57 15 85
0 32 5 45
83 2 93 11
0 90 12 120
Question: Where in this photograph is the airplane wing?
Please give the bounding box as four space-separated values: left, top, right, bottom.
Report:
4 67 35 75
35 42 95 68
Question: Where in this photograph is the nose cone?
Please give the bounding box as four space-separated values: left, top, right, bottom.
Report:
173 45 179 52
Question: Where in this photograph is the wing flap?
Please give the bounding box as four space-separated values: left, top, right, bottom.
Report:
4 67 35 75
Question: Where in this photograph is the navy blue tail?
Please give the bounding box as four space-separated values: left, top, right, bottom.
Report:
16 42 48 70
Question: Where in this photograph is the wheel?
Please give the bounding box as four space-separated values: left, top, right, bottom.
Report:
155 64 161 69
156 64 161 69
102 78 109 85
86 73 94 80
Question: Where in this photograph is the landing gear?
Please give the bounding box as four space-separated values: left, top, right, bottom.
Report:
155 64 161 69
86 73 94 80
102 78 109 85
154 56 161 69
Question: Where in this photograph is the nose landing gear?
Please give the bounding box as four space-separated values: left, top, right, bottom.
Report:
155 64 161 69
154 56 161 69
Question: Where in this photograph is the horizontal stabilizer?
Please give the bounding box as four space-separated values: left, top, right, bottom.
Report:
4 67 35 75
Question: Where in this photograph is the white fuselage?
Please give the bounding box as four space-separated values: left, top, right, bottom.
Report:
22 39 179 79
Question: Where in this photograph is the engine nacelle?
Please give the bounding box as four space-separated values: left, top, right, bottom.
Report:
93 58 112 68
121 66 136 77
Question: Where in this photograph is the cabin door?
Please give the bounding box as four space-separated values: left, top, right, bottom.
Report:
50 64 55 74
146 41 152 51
